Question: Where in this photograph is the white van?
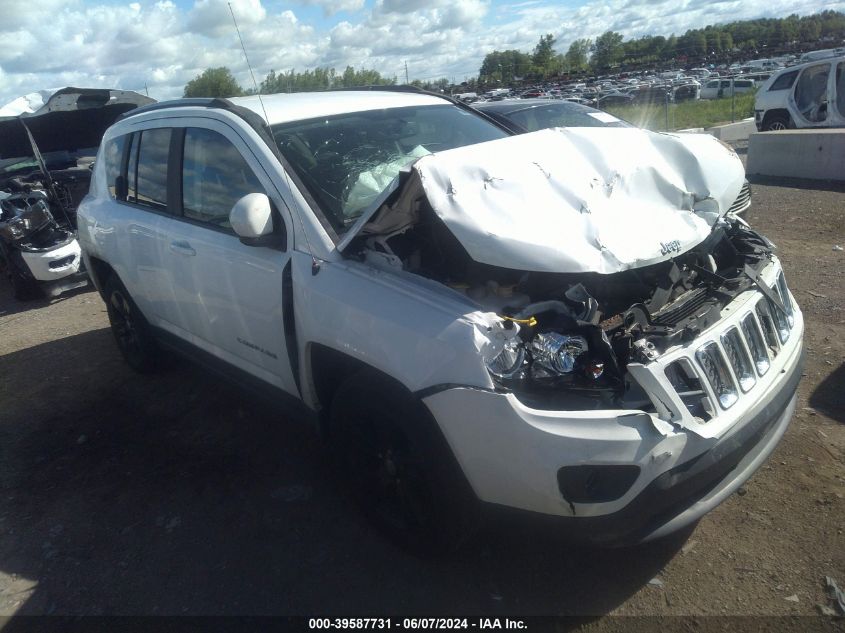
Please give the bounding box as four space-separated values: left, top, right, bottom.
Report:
700 78 756 99
755 55 845 130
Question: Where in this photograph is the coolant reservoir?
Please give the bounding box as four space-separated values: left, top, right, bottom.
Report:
466 281 530 313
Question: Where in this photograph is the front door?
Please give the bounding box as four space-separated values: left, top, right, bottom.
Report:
155 122 298 396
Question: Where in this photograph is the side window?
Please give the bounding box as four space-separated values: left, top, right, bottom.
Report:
135 128 171 210
181 128 265 229
769 70 799 91
837 62 845 116
103 135 126 199
794 63 830 123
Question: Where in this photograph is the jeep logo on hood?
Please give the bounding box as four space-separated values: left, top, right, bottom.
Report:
660 240 682 256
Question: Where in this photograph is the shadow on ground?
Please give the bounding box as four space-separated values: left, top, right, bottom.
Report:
746 175 845 194
809 361 845 424
0 328 687 618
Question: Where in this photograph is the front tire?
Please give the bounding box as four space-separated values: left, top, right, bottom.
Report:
104 275 161 373
329 371 478 554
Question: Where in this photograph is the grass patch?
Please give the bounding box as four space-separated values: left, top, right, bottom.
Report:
604 93 756 131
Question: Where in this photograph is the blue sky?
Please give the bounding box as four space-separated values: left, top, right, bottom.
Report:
1 0 843 104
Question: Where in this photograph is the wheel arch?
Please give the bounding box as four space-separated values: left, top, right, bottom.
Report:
761 109 792 130
85 255 116 299
306 343 417 424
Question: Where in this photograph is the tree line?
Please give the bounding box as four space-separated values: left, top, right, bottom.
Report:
182 10 845 97
183 65 397 98
478 10 845 82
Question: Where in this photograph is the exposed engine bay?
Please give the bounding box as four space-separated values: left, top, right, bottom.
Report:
0 88 152 298
349 204 775 410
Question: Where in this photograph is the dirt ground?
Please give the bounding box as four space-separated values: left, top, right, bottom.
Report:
0 175 843 622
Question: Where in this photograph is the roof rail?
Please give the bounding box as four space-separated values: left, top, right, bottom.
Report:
331 84 429 95
118 97 236 120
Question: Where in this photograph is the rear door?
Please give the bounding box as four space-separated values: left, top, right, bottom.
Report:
790 62 832 127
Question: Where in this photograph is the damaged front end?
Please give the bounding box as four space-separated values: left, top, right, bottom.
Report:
339 127 799 438
0 186 85 298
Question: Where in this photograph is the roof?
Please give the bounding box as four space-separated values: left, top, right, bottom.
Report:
229 91 449 125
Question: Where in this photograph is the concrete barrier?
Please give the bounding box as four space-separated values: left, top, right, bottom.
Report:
707 117 757 143
746 129 845 181
675 127 704 133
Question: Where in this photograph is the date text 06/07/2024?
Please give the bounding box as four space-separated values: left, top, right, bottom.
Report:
308 618 528 630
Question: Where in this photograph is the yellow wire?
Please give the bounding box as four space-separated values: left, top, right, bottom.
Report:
501 316 537 326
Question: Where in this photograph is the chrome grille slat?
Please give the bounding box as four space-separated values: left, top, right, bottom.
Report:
659 271 794 421
695 342 739 410
777 272 794 327
756 299 781 356
741 313 771 376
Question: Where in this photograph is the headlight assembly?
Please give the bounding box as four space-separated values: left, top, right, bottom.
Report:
0 197 53 242
485 336 526 379
531 332 588 375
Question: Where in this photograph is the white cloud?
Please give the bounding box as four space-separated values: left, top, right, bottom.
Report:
0 0 843 105
187 0 266 38
298 0 366 17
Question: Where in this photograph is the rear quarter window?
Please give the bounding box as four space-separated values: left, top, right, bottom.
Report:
102 135 127 199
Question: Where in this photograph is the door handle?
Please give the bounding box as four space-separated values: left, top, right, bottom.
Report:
169 241 196 256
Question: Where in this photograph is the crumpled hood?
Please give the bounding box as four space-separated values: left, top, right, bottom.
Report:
410 127 745 274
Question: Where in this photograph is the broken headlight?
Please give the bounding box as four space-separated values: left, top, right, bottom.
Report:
531 332 588 375
0 199 52 242
485 336 526 379
485 330 592 382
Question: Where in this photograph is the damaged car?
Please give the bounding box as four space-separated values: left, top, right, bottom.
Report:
77 89 803 551
0 87 153 299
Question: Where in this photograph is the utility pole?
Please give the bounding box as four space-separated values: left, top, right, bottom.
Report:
404 60 409 84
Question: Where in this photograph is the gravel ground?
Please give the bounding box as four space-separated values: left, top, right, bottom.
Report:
0 176 842 621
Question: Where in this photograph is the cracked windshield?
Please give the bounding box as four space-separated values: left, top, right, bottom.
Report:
273 103 506 232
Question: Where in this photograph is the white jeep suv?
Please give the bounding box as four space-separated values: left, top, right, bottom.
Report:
78 89 803 550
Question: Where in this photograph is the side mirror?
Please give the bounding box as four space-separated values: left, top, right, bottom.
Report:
229 193 285 248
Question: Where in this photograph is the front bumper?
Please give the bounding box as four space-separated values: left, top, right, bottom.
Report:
422 261 804 545
20 239 83 282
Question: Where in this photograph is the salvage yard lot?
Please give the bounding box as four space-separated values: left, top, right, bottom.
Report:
0 176 843 619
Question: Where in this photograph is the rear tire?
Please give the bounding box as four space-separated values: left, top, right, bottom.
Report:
329 371 478 554
104 275 161 373
763 113 790 131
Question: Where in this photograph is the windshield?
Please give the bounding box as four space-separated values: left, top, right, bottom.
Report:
272 103 507 233
504 104 632 132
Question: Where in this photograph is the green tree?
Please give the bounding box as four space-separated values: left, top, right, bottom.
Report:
565 38 592 71
532 33 557 76
183 67 243 98
478 49 532 83
591 31 624 71
259 66 394 94
798 19 821 42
